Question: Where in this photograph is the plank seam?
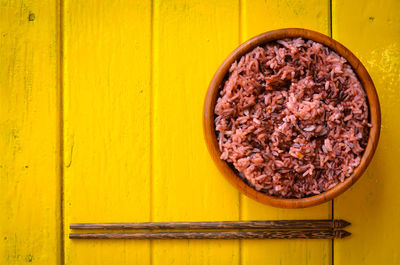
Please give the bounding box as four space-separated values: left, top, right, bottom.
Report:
58 0 65 264
329 0 333 37
150 0 155 264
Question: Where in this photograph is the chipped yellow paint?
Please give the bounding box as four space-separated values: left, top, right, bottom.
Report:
333 0 400 264
3 0 400 264
240 1 332 264
0 0 61 264
62 0 152 264
152 0 240 264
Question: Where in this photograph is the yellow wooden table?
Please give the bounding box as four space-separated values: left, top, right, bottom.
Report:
1 0 399 264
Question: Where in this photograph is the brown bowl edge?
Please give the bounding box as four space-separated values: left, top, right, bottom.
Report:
203 28 381 208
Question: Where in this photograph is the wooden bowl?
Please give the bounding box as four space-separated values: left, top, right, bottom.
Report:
203 28 381 208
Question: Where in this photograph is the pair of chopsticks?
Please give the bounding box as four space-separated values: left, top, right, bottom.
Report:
69 219 351 239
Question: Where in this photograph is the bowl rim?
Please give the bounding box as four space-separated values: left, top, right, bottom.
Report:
203 28 381 208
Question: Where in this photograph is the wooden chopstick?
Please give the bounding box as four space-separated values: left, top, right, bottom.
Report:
69 230 351 240
70 219 350 230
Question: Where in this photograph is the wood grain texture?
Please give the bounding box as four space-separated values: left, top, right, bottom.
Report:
70 219 350 230
62 0 152 264
239 1 333 264
3 0 398 264
69 230 351 240
0 1 61 264
152 0 241 264
333 0 400 264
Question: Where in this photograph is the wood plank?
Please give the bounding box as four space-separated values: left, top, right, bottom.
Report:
0 1 61 264
332 0 400 264
62 0 152 264
240 0 332 264
152 0 240 264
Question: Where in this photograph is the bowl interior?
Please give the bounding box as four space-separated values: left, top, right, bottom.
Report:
203 28 381 208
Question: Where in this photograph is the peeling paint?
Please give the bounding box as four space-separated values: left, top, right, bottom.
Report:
28 13 35 21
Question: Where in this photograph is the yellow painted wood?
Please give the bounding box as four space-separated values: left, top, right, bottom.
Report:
240 1 332 264
152 0 240 264
62 0 152 264
0 0 61 264
333 0 400 264
3 0 400 264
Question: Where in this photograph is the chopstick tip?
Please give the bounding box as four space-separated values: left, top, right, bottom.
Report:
335 219 351 228
335 230 351 238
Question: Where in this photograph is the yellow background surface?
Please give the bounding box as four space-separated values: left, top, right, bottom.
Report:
1 0 399 264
